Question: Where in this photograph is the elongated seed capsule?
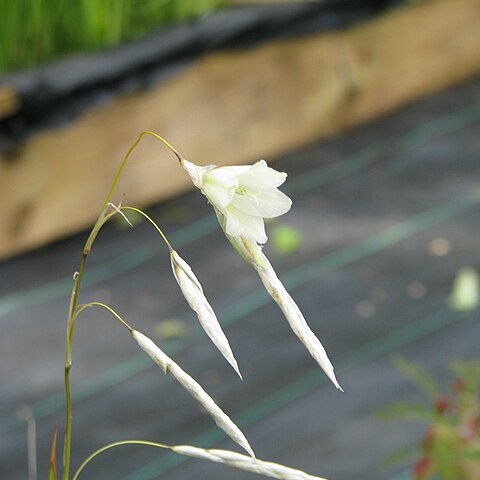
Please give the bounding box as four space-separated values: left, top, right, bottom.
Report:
172 445 328 480
231 235 342 391
131 330 254 457
170 250 242 379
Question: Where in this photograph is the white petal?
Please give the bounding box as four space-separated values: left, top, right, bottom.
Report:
202 168 239 208
204 167 239 189
239 213 268 244
226 206 267 244
203 181 235 209
213 164 251 176
238 160 287 191
255 189 292 218
171 251 242 379
230 188 291 219
229 192 262 217
225 208 245 238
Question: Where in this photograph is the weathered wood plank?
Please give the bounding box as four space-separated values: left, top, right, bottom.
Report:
1 0 480 258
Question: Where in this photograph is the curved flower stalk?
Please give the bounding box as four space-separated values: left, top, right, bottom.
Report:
181 158 342 391
132 330 254 458
62 131 181 480
72 303 255 463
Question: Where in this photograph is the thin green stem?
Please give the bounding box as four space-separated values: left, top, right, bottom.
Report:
121 206 173 251
83 132 180 255
101 131 181 214
62 131 181 480
72 440 169 480
63 253 87 480
74 302 133 332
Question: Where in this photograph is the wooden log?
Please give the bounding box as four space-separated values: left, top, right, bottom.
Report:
1 0 480 259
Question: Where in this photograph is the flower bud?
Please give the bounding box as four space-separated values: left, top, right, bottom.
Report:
170 250 242 379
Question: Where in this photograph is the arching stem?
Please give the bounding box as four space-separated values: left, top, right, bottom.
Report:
62 132 181 480
74 302 133 332
72 440 169 480
121 206 173 251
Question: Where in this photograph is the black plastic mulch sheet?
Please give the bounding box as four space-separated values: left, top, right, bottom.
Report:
1 77 479 479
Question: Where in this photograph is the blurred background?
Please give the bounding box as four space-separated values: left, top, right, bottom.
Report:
1 1 479 479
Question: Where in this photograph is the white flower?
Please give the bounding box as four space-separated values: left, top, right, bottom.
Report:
182 159 292 244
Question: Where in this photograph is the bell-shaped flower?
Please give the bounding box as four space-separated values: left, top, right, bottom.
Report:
182 159 292 244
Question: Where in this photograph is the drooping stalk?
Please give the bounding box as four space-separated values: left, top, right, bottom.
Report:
73 302 133 332
62 131 180 480
72 441 329 480
121 206 173 250
72 440 169 480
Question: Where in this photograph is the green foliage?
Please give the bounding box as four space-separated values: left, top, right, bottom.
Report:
381 358 480 479
0 0 224 72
